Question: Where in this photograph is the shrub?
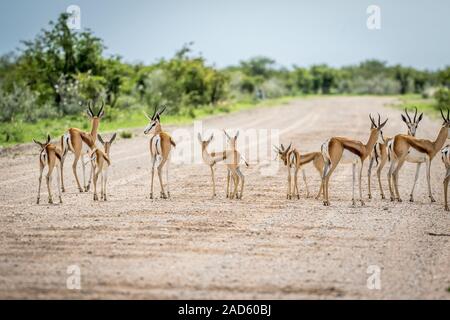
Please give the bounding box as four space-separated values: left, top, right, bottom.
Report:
119 130 132 139
434 87 450 108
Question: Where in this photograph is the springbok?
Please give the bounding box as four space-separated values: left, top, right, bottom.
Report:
91 133 116 201
321 114 388 206
197 132 248 198
223 130 248 199
274 143 324 199
61 101 105 193
367 107 423 200
144 106 176 199
442 145 450 211
34 134 66 204
387 109 450 202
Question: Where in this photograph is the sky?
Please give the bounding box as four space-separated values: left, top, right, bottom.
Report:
0 0 449 70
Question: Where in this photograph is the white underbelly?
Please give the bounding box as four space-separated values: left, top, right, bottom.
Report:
340 149 359 164
406 148 426 163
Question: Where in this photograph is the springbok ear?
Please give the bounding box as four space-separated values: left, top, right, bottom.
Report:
109 133 117 144
417 113 423 123
46 134 51 144
97 134 105 145
197 133 202 143
235 130 239 139
208 133 214 143
286 143 292 152
401 114 407 123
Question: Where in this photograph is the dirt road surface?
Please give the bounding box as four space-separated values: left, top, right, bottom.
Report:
0 96 449 299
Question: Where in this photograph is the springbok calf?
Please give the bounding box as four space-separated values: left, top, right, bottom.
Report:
321 114 388 206
197 132 248 198
442 145 450 211
223 130 248 199
61 101 105 192
388 109 450 202
367 107 423 200
144 106 176 199
34 134 66 204
274 143 324 199
91 133 116 201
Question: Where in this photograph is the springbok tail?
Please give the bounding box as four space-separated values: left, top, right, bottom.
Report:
240 154 249 167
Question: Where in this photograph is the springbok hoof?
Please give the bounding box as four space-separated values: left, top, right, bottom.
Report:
149 193 153 199
93 194 98 201
390 196 395 202
352 200 356 207
167 192 171 199
409 196 414 202
381 195 385 200
59 197 63 204
78 188 84 193
160 193 167 199
430 197 436 203
360 200 365 206
48 198 53 204
61 187 65 193
397 198 402 203
36 198 40 205
445 205 449 211
368 194 372 200
103 195 107 201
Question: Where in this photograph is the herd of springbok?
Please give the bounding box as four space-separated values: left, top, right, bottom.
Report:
33 101 450 211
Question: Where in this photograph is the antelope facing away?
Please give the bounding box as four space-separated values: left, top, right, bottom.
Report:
61 101 105 193
442 145 450 211
144 106 176 199
274 143 325 199
367 107 423 200
34 134 66 204
223 130 248 199
91 133 116 201
321 114 388 206
388 109 450 202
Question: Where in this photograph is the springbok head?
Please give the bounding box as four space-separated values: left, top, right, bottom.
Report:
144 105 166 135
86 100 105 120
273 143 292 166
369 113 388 144
401 107 423 137
440 108 450 138
197 133 214 150
33 134 51 151
97 133 117 155
223 130 239 149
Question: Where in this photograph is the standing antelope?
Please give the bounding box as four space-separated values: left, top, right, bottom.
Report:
91 133 116 201
274 143 325 199
60 101 105 193
321 114 388 206
442 145 450 211
144 106 176 199
223 130 248 199
367 107 423 200
34 134 66 204
388 109 450 202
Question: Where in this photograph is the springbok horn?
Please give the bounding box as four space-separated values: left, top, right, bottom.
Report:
46 134 51 144
405 108 412 122
143 110 152 120
280 144 285 151
223 130 231 140
97 101 105 117
413 106 418 122
440 109 446 121
157 105 166 116
369 114 376 128
377 113 381 127
447 108 449 121
286 143 292 151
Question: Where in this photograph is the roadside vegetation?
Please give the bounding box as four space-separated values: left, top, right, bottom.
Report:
1 13 449 147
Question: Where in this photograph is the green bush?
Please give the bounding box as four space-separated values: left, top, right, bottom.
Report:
434 87 450 108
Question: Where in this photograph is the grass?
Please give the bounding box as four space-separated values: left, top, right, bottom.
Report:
0 96 299 148
393 93 440 118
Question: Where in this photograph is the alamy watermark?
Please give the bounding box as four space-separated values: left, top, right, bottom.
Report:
366 265 381 290
66 264 81 290
366 5 381 30
66 5 81 30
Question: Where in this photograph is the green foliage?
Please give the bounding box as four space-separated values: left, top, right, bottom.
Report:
119 130 133 139
434 87 450 108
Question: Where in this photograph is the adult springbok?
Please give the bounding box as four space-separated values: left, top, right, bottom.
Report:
91 133 116 201
223 130 248 199
321 114 388 206
367 107 423 200
144 106 176 199
60 101 105 192
34 134 66 204
274 143 324 199
442 145 450 211
387 109 450 202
